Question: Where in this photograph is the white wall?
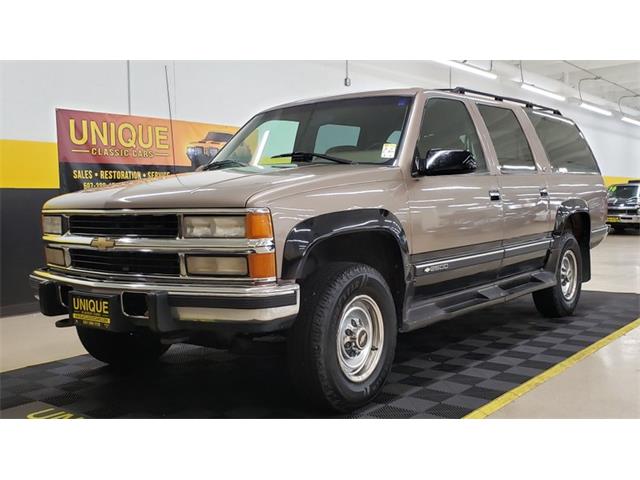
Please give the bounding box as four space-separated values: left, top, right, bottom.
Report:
2 60 639 177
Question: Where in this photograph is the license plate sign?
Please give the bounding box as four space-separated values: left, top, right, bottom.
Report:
70 293 115 329
607 216 619 223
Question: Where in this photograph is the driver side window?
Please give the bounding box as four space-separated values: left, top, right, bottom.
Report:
418 98 487 172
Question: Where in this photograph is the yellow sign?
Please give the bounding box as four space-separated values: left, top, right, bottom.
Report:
71 296 111 328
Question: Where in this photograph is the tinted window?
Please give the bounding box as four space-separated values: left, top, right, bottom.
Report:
526 111 600 173
418 98 486 172
478 105 536 172
608 184 639 199
314 124 361 155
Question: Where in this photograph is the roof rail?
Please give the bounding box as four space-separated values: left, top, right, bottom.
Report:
438 87 562 116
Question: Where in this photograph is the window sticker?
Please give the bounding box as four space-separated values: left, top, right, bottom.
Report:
381 143 397 159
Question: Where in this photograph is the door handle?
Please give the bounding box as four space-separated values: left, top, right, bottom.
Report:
540 188 549 198
489 190 501 201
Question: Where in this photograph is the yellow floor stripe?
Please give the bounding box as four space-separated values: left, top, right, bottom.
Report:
464 316 640 419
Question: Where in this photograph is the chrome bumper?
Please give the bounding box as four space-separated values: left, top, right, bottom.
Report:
30 268 299 324
606 213 640 224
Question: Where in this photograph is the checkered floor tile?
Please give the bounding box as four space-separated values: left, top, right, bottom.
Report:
1 291 638 418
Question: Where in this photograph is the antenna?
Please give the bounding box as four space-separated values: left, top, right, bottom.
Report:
164 65 177 176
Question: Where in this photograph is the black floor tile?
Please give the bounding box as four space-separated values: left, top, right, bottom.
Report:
1 291 637 419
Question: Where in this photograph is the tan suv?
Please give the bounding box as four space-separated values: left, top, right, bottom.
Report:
31 87 608 412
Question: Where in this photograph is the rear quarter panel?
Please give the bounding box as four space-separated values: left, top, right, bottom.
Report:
545 172 608 235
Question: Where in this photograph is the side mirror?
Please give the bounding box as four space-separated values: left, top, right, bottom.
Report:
412 149 477 177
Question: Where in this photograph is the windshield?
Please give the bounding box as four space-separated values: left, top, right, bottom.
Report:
207 96 412 168
608 184 639 199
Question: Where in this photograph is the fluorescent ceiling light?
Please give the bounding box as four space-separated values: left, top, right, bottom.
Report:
434 60 497 80
520 83 566 102
580 102 612 116
622 116 640 127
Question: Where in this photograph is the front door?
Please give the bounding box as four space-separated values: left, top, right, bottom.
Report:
406 96 504 297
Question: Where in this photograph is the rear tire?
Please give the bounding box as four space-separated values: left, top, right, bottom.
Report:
76 326 169 369
533 233 582 318
287 262 397 412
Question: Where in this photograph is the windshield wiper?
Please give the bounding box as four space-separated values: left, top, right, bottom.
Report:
203 159 247 171
271 151 355 165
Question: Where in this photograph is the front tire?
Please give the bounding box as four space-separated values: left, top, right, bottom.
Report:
533 233 582 318
76 325 170 369
288 262 397 412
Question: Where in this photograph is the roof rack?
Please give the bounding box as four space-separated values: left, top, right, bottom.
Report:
439 87 562 116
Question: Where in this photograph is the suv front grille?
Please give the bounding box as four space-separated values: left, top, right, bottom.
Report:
69 249 180 276
69 214 179 238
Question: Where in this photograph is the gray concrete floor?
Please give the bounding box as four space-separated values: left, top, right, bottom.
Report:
488 230 640 418
1 231 639 417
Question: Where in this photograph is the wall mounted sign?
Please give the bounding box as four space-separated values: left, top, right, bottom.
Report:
55 108 237 192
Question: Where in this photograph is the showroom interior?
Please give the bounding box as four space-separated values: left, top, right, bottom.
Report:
0 59 639 420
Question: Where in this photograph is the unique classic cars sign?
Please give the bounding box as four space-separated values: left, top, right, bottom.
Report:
55 108 237 191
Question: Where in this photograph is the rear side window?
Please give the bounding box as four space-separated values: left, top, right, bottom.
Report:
477 105 536 173
526 111 600 173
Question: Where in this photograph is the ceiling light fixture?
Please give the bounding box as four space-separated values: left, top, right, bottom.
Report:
621 116 640 127
618 94 640 127
521 83 566 102
577 76 612 116
517 61 566 102
580 102 613 116
434 60 497 80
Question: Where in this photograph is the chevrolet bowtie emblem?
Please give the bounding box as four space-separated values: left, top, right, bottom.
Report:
90 237 116 250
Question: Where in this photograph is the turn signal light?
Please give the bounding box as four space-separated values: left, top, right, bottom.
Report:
248 252 276 279
245 211 273 239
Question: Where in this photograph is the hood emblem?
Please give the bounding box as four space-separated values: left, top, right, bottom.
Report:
90 237 116 251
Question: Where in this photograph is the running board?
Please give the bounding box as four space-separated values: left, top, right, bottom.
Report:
401 270 556 332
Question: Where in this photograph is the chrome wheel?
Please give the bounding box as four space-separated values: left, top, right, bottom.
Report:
560 249 578 301
336 295 384 383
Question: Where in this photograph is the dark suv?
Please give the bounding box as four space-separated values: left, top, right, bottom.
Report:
607 182 640 231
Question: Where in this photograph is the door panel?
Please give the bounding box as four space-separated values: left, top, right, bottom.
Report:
407 97 504 293
475 103 552 277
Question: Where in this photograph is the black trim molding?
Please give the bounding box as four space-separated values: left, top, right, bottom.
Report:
281 209 410 280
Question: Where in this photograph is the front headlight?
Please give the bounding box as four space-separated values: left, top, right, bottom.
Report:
183 216 246 238
42 215 63 235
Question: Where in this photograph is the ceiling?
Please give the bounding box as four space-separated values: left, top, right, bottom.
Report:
504 60 640 111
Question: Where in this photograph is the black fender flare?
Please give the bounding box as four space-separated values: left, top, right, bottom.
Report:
552 199 592 281
553 199 590 234
280 208 411 282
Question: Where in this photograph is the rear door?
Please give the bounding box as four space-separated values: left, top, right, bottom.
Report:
472 102 554 278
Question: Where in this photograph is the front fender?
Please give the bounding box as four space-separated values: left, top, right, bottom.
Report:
280 208 410 280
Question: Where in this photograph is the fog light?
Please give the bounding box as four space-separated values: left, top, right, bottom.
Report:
186 256 248 276
45 247 66 266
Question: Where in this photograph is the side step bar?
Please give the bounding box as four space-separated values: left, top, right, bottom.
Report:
401 269 556 332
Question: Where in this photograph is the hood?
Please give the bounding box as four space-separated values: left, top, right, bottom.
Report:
43 164 401 210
